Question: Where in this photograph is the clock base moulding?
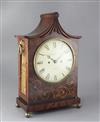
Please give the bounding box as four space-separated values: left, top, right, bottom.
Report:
16 96 81 117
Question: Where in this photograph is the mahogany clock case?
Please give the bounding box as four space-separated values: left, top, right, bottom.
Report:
16 12 81 113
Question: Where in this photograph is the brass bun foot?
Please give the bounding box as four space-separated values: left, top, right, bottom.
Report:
25 112 32 118
73 104 81 108
16 103 20 108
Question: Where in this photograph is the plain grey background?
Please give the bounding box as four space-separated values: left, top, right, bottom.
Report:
1 1 99 122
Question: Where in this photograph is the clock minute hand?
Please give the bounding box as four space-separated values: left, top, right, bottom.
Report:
55 55 62 62
55 50 65 62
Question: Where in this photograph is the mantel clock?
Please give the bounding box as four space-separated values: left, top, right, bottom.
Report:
16 12 81 118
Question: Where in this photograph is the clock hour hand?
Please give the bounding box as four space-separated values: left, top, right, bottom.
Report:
55 55 62 62
39 53 55 63
47 55 55 62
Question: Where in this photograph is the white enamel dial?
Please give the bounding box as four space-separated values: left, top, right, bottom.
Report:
34 38 74 83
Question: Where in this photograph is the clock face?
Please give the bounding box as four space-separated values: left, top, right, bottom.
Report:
33 38 74 83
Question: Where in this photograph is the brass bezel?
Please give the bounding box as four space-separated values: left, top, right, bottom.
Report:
33 37 75 84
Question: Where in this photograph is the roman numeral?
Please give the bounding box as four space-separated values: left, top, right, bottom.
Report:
45 73 50 80
37 61 43 64
39 68 45 74
54 75 57 80
62 73 65 77
44 45 49 50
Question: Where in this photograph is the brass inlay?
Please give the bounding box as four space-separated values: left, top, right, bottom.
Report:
19 40 26 95
18 40 24 55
